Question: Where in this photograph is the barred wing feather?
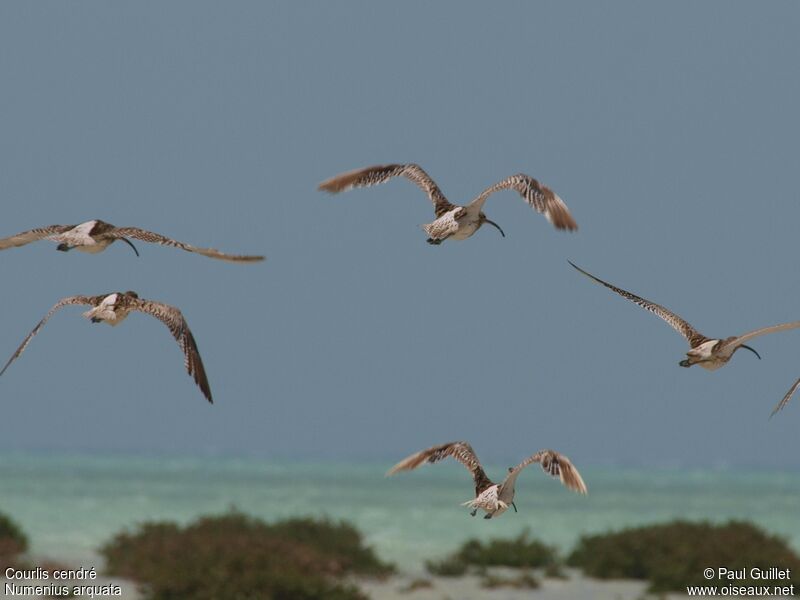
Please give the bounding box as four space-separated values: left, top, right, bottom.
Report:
469 175 577 231
569 261 707 348
0 225 74 250
131 299 213 403
500 449 587 497
319 164 456 218
770 377 800 418
386 441 494 495
0 296 101 376
111 227 264 263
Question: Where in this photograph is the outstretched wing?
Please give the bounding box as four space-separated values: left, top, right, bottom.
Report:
0 295 101 376
0 225 74 251
318 164 456 218
500 449 587 497
468 175 577 231
569 261 707 347
386 441 494 495
719 321 800 356
770 377 800 419
109 227 264 263
129 298 213 403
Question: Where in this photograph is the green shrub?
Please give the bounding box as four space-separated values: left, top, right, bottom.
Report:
455 529 558 568
266 517 392 577
568 520 800 592
100 511 392 600
424 555 469 576
0 511 28 565
425 529 558 576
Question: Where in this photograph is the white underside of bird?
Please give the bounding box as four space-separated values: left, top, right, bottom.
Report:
52 220 109 252
82 293 130 325
387 442 587 520
461 484 511 517
686 339 729 370
421 207 477 241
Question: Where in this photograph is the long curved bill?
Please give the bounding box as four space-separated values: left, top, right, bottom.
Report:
484 218 505 238
739 344 761 360
120 237 140 257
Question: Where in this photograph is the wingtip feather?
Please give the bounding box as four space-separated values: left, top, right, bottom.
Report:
562 464 588 495
386 452 423 476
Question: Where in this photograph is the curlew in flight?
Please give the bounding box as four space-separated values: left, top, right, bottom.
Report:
570 261 800 417
0 220 264 262
318 164 577 244
569 261 800 372
0 292 213 403
387 441 587 519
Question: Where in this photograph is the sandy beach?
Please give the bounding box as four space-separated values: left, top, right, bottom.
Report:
359 569 681 600
0 568 715 600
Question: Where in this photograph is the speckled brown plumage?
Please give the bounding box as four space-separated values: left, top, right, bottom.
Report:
0 219 264 262
0 225 74 250
319 163 577 243
569 261 708 348
771 377 800 418
387 441 493 495
387 441 587 502
0 291 213 403
570 261 800 415
503 449 588 495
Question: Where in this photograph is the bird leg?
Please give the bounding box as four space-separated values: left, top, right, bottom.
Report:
469 509 477 517
483 513 492 520
426 238 443 245
56 243 71 252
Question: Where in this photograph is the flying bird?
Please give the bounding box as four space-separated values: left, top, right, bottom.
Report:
0 291 212 403
318 164 577 244
0 220 264 262
569 261 800 374
387 441 587 519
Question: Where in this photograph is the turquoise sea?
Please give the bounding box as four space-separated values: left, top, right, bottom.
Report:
1 453 798 573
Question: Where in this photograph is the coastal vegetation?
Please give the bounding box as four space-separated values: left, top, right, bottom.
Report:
100 511 393 600
0 511 28 566
425 529 557 576
4 510 799 598
568 520 800 592
422 520 800 593
424 554 469 576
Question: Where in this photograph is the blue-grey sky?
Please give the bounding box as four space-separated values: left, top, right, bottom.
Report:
1 1 799 468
